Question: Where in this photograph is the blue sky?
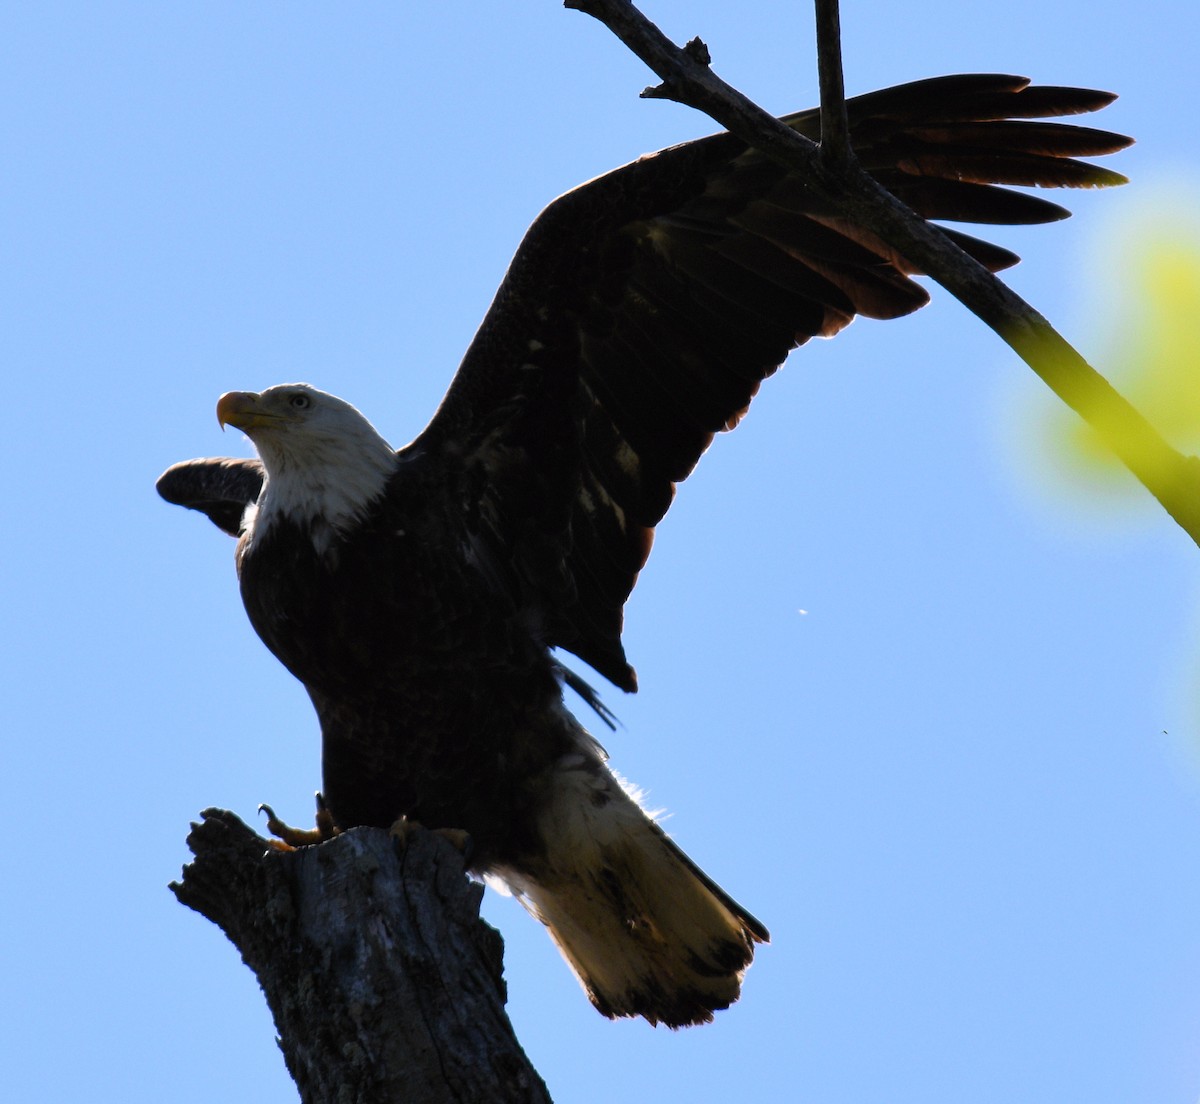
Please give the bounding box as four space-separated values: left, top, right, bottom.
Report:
4 2 1200 1101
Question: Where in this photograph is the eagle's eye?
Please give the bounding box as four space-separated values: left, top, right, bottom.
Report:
289 393 312 411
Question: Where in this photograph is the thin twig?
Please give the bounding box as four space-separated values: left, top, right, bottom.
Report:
814 0 852 164
565 0 1200 547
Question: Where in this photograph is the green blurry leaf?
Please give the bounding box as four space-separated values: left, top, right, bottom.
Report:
1058 215 1200 485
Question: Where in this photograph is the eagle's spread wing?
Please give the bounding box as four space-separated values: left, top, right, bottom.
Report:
156 456 265 537
409 74 1131 692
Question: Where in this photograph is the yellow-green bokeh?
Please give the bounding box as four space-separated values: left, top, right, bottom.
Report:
1045 203 1200 502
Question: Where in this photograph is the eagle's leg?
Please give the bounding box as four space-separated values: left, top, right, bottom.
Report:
259 793 339 849
389 815 473 862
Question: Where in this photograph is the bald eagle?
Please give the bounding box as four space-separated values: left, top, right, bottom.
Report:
158 75 1128 1027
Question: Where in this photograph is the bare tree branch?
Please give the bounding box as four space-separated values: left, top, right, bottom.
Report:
814 0 852 164
565 0 1200 547
171 809 552 1104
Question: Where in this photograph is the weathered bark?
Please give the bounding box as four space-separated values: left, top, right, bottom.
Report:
171 809 552 1104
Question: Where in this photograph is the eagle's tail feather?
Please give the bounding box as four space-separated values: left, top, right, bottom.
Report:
495 755 768 1027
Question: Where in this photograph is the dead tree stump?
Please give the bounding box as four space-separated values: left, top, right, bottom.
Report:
171 808 552 1104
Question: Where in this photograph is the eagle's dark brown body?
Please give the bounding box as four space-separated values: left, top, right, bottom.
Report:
233 444 770 1027
158 74 1130 1026
239 478 574 867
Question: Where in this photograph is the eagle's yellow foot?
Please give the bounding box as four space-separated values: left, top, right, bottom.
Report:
436 827 472 854
259 794 339 850
389 815 472 859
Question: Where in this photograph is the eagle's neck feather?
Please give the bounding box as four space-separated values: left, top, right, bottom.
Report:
245 428 397 557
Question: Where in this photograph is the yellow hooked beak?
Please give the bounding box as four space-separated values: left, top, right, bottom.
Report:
217 391 277 432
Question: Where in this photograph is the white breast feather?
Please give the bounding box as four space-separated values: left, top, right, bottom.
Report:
241 384 399 556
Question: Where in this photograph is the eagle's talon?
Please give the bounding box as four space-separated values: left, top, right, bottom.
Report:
259 796 338 848
313 792 337 841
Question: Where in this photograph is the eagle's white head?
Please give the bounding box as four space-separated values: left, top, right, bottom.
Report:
217 383 397 551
